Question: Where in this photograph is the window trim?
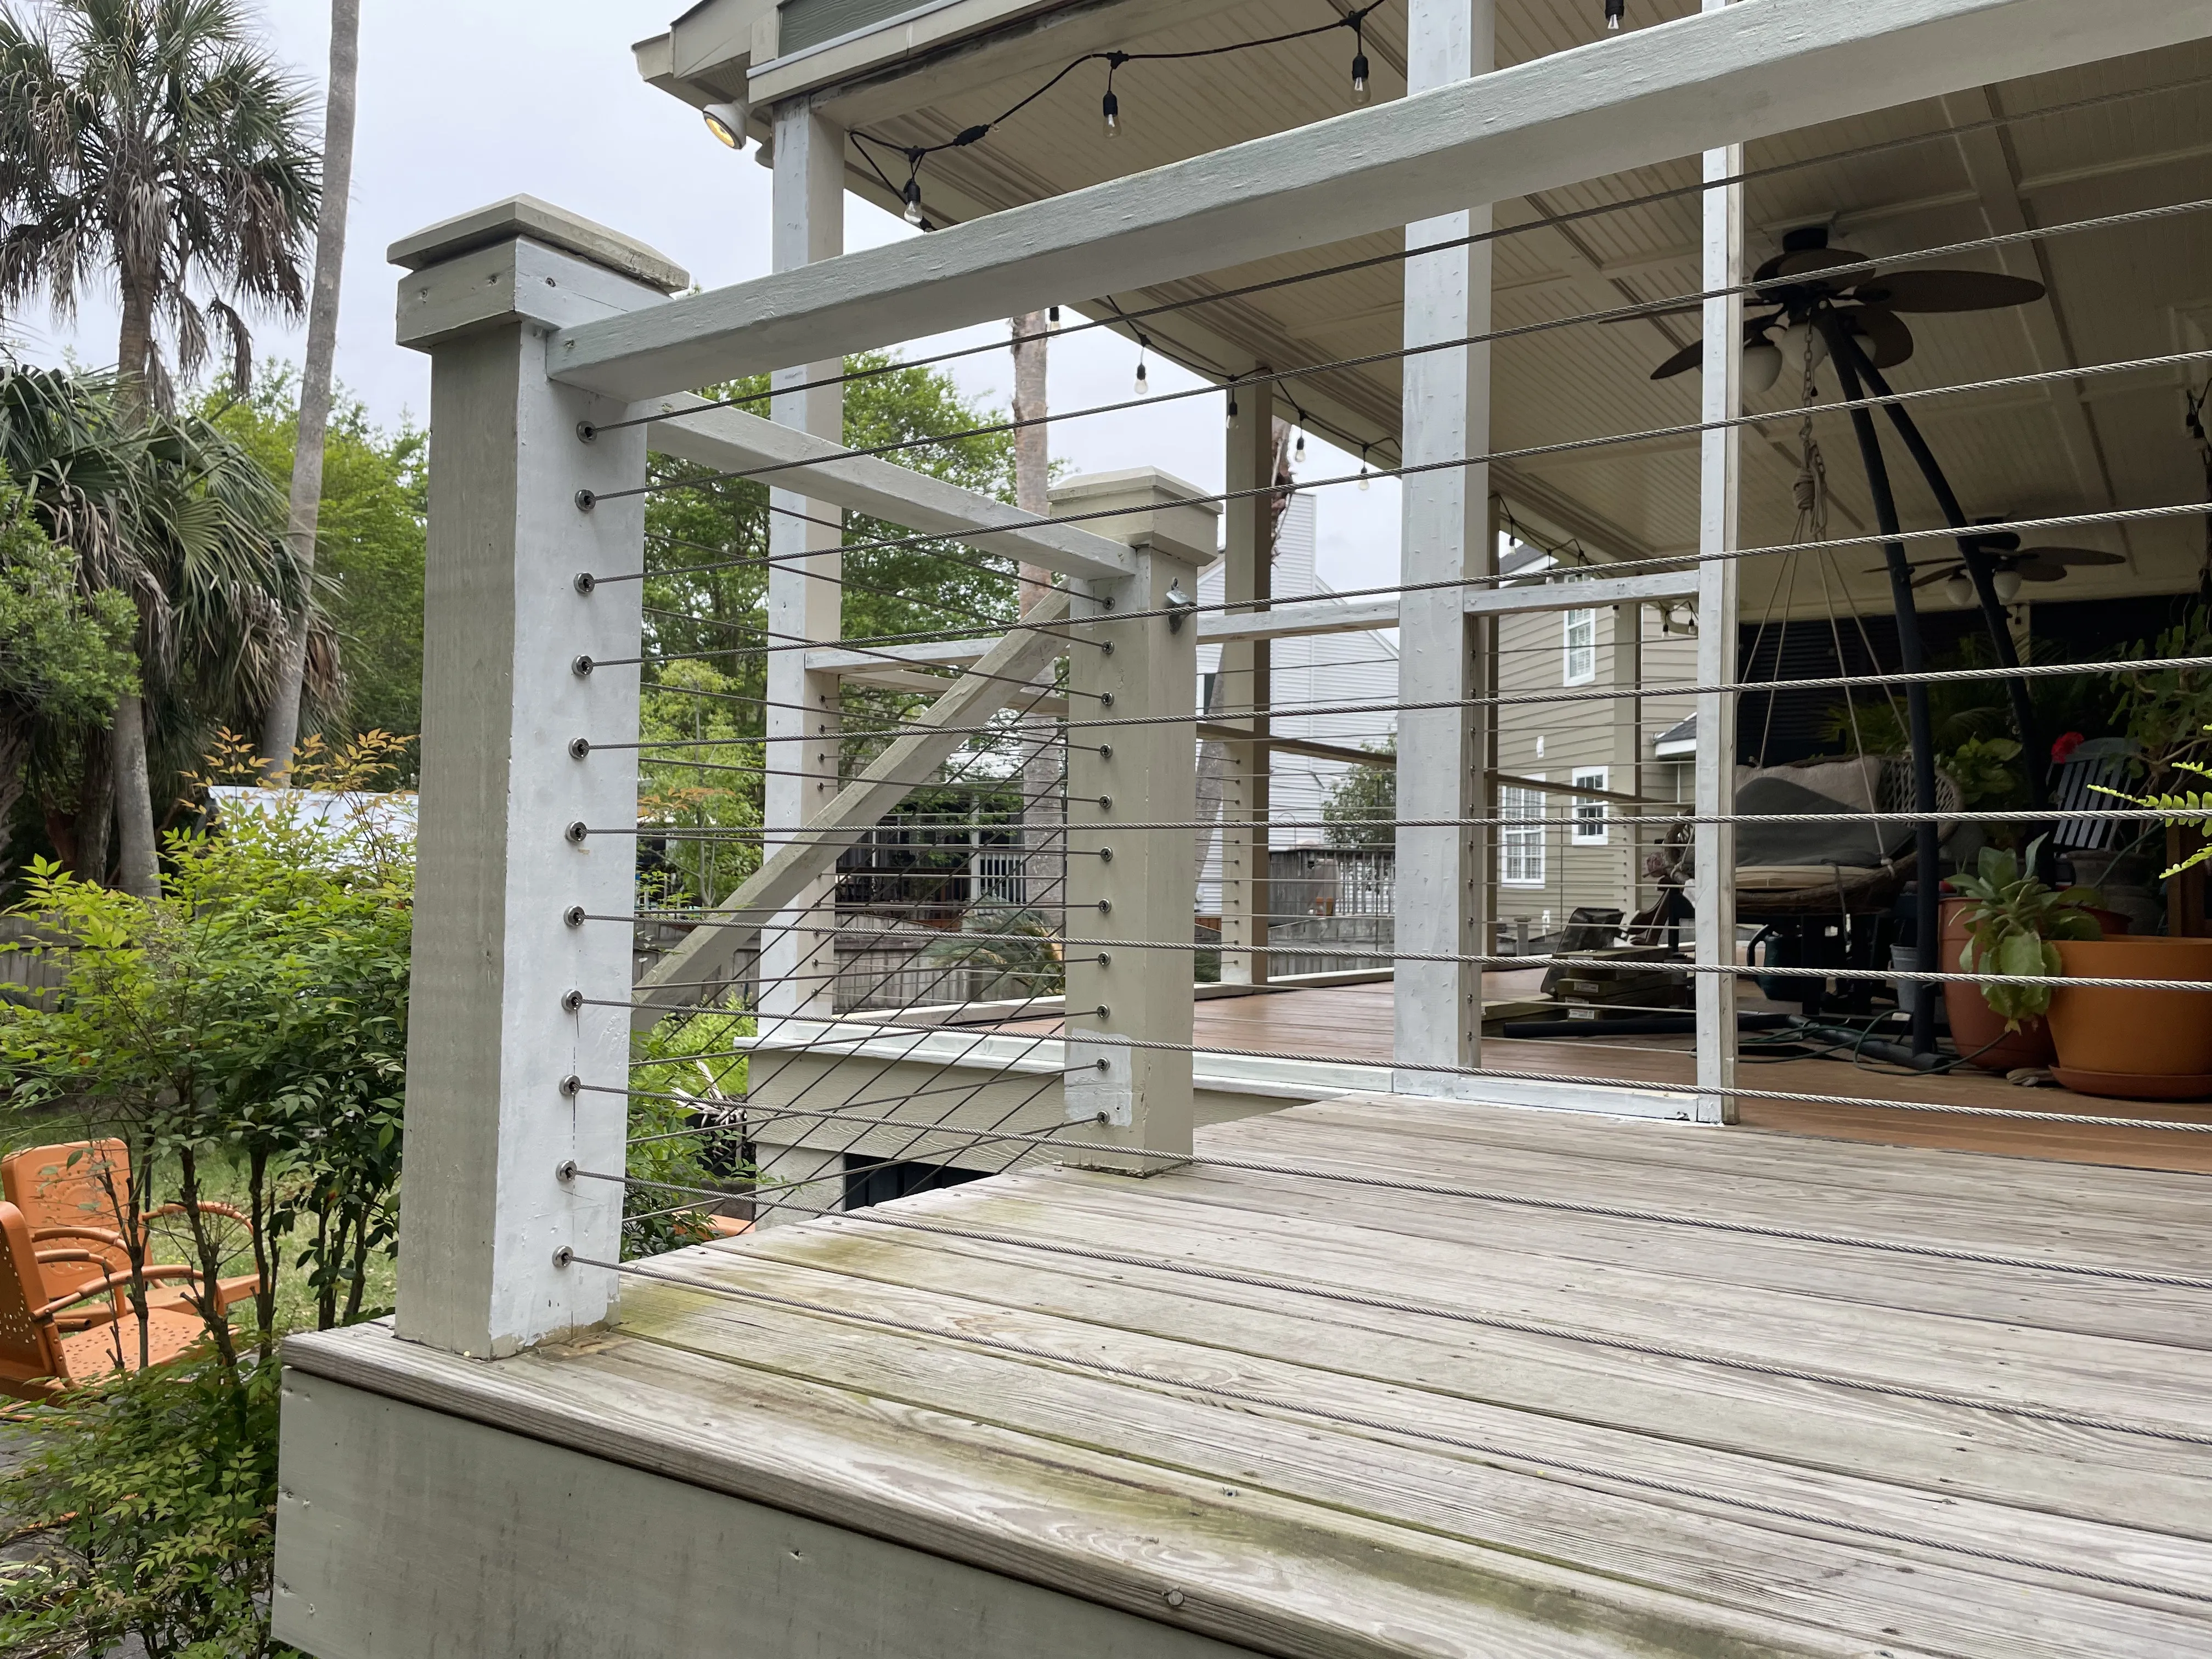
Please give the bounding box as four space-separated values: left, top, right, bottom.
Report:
1499 776 1547 888
1562 608 1598 686
1570 766 1610 845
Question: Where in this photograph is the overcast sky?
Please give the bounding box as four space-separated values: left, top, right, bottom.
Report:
8 0 1404 595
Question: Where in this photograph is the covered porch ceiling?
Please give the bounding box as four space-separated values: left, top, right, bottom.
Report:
640 0 2212 617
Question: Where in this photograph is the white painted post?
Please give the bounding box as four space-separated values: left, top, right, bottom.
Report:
1058 471 1215 1173
1695 6 1744 1126
761 100 845 1020
1219 376 1274 987
1393 0 1494 1099
386 199 685 1356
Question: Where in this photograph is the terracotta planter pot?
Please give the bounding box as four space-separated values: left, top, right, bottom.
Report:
2047 936 2212 1101
1938 900 2130 1073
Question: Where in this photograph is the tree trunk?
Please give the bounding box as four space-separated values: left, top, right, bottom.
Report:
261 0 362 777
71 741 110 881
110 283 161 895
0 719 26 836
110 693 160 897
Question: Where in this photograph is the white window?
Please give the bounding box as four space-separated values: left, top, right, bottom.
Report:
1500 778 1547 887
1570 767 1610 845
1562 609 1598 685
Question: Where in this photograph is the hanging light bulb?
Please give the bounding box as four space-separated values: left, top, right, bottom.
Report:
901 177 925 227
1357 445 1371 491
1605 0 1625 30
1048 305 1063 332
1102 87 1120 138
1991 568 2024 605
1351 32 1370 105
1226 386 1240 430
1740 337 1784 396
1943 571 1976 608
1133 354 1149 397
1294 428 1307 464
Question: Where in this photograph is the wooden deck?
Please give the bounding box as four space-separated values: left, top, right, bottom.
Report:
984 979 2212 1173
277 1096 2212 1658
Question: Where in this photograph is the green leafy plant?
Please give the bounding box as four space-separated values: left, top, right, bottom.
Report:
1321 739 1396 849
1949 838 2104 1029
922 903 1064 1001
2091 722 2212 878
625 1007 751 1259
1944 734 2023 811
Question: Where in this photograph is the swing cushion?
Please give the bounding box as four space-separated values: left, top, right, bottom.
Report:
1734 776 1899 868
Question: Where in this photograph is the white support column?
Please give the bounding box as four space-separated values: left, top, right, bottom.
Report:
1219 377 1274 987
762 99 845 1019
1061 473 1214 1175
1694 14 1744 1126
1393 0 1493 1099
384 199 683 1356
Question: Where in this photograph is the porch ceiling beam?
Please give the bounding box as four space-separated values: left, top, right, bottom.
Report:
1464 570 1697 617
551 0 2212 403
646 399 1139 581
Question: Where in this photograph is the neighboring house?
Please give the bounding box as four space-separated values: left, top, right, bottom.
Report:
1193 493 1399 915
1488 545 1697 940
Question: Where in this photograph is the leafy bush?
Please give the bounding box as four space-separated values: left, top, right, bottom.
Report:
1950 838 2103 1028
625 1007 751 1259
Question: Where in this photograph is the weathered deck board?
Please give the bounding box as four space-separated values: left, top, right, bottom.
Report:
281 1096 2212 1658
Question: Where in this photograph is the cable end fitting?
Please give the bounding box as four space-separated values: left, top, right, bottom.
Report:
575 421 597 444
574 571 597 595
563 905 586 929
572 654 595 678
574 488 597 512
565 821 589 845
568 737 591 760
559 1074 582 1098
555 1159 577 1182
551 1245 574 1268
561 989 584 1013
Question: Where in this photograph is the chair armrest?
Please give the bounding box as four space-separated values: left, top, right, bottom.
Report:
142 1202 251 1227
31 1224 129 1250
35 1263 196 1319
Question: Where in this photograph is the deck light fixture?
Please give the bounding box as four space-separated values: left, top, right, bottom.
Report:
702 101 746 148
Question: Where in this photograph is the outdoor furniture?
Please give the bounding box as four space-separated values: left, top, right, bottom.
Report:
0 1200 212 1400
1 1140 259 1333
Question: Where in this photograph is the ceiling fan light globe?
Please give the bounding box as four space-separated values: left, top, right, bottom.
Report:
1991 569 2024 605
1943 572 1976 608
1740 340 1783 394
1777 321 1829 377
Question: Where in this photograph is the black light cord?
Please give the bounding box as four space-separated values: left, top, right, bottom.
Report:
852 1 1396 230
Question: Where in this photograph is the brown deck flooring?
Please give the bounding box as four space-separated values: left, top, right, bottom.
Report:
986 979 2212 1174
290 1096 2212 1657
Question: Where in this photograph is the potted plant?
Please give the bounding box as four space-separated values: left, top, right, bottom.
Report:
1943 839 2104 1073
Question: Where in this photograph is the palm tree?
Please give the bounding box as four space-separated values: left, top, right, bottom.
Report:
0 0 320 893
259 0 357 776
0 359 328 877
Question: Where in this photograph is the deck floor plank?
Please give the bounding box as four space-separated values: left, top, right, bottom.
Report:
285 1094 2212 1658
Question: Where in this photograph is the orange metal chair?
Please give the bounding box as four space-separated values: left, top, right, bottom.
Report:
0 1200 213 1400
1 1141 259 1331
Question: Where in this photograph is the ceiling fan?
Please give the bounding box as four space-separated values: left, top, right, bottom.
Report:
1643 225 2047 390
1868 531 2124 603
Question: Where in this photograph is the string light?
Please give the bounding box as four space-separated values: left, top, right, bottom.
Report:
1226 379 1240 430
1102 53 1126 138
1294 427 1307 464
1350 17 1370 105
1048 305 1063 332
1134 348 1150 396
1358 443 1372 490
900 149 926 227
1605 0 1625 31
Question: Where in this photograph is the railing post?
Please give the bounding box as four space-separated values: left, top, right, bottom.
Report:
1056 471 1216 1173
386 199 684 1357
1695 17 1745 1127
1220 379 1276 986
1395 0 1496 1099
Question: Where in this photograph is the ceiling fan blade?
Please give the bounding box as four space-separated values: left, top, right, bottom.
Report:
1843 304 1915 369
2016 546 2125 567
1850 269 2046 313
2016 559 2074 583
1648 338 1705 381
